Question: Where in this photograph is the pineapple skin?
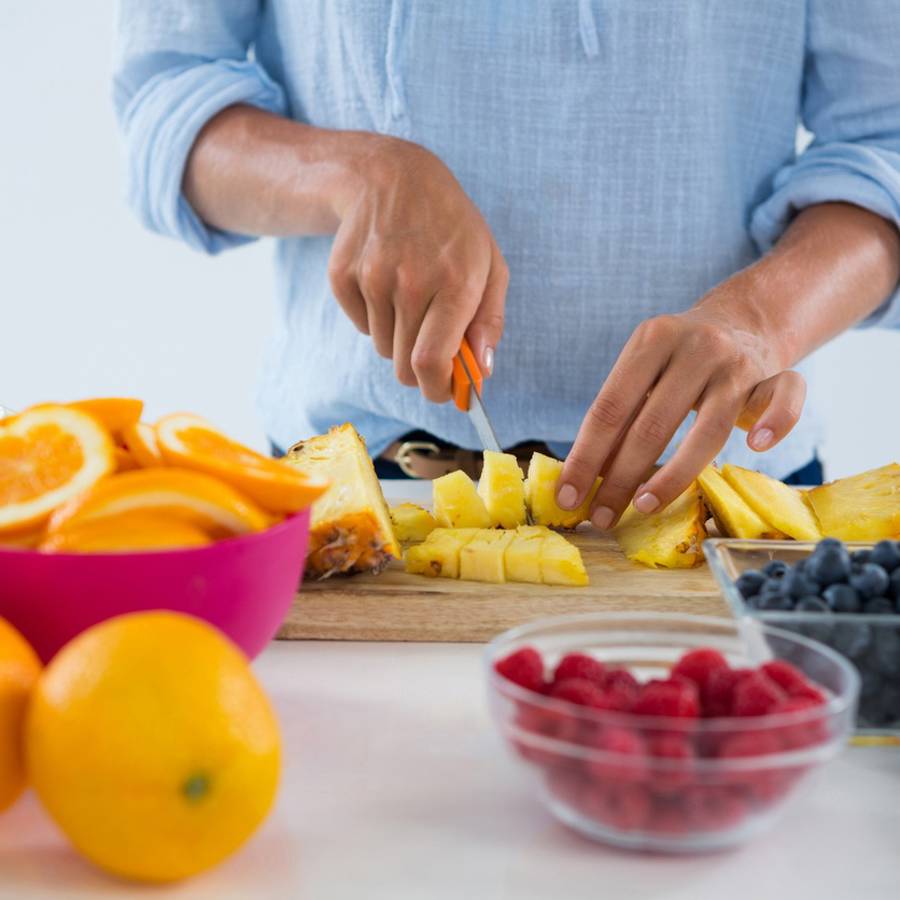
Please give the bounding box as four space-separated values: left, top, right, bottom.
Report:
390 502 437 543
459 529 516 583
477 451 527 528
525 452 600 528
698 465 784 539
432 470 492 528
807 463 900 540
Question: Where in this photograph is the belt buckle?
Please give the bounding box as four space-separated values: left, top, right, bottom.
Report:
394 440 442 478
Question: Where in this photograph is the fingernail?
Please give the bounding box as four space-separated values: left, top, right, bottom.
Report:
557 483 578 510
750 428 773 451
483 346 494 376
592 506 614 530
635 492 660 514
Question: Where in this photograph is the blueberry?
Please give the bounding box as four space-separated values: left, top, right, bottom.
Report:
861 683 900 727
851 548 873 565
859 668 882 700
849 563 890 599
870 629 900 678
817 538 845 553
806 547 851 587
793 558 809 573
763 560 789 578
757 591 796 611
831 623 872 659
863 596 895 615
823 583 862 614
889 568 900 602
735 569 765 599
870 540 900 573
782 568 821 599
796 595 830 613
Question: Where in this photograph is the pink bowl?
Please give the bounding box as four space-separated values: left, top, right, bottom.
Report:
0 509 310 662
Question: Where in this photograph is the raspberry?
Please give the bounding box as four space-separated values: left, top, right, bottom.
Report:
732 672 786 717
760 660 812 697
544 765 590 807
512 700 583 767
647 732 694 794
494 646 545 693
600 668 641 698
549 677 608 708
586 726 647 784
671 647 729 693
717 730 782 758
702 667 754 717
681 785 746 830
646 800 690 835
552 653 605 687
632 678 700 718
778 696 829 749
788 682 827 706
584 783 652 831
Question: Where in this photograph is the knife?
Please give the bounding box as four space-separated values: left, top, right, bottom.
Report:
451 338 502 453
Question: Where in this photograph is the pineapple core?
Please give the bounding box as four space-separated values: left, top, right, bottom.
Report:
525 452 599 528
390 503 437 543
477 451 527 528
432 470 492 528
698 465 783 540
807 463 900 541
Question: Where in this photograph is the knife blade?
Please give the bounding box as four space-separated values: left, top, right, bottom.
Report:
451 338 502 453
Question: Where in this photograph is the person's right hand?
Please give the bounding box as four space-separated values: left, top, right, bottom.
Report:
327 136 508 401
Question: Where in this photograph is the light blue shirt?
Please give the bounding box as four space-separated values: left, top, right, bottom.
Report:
114 1 900 475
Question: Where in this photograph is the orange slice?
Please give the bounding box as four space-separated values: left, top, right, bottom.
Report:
114 447 140 472
40 513 213 553
47 468 270 539
0 405 115 534
121 422 164 468
0 524 45 549
69 398 143 437
155 413 329 514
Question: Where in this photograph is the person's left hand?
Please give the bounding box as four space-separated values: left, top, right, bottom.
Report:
556 269 806 529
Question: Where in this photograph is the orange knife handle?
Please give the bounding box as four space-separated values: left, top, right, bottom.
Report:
452 338 482 412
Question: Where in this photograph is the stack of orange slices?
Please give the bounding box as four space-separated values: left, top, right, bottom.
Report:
0 399 329 553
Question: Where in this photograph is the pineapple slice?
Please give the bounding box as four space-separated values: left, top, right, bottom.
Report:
504 525 550 584
287 423 400 577
477 450 527 528
614 484 707 569
459 529 516 583
525 452 600 528
540 531 590 586
807 463 900 540
404 528 479 578
722 464 821 541
432 469 492 528
698 465 784 539
390 502 437 543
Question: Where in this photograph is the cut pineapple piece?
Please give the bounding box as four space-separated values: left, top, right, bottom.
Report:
477 451 527 528
459 529 516 583
390 502 437 543
504 525 551 584
433 469 492 528
525 452 600 528
721 464 821 541
807 463 900 541
540 531 589 586
404 528 479 579
698 465 784 540
614 484 707 569
287 423 400 577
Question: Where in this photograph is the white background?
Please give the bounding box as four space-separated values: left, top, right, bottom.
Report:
2 2 898 477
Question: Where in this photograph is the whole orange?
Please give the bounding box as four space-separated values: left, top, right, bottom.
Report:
0 617 41 811
25 611 281 882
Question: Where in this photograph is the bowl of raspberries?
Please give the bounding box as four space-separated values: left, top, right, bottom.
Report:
487 612 858 852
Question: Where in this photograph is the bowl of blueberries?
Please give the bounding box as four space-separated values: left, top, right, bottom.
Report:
705 537 900 735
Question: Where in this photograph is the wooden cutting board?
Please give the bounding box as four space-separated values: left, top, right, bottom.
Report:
277 527 728 643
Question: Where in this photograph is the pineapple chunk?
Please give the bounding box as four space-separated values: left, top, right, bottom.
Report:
807 463 900 540
540 531 589 586
390 502 437 543
614 484 707 569
698 465 784 540
504 525 550 583
287 423 400 577
404 528 479 578
722 465 821 541
432 470 492 528
459 529 516 583
525 452 600 528
477 450 527 528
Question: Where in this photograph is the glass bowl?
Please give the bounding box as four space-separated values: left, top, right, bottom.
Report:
485 612 858 853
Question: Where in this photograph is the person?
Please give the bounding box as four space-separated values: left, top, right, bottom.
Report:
114 2 900 530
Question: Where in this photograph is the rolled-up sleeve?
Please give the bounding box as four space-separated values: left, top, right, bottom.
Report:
750 0 900 327
113 1 287 254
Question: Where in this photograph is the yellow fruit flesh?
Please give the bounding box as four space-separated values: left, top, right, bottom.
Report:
504 526 548 584
614 484 707 569
525 452 599 528
432 470 492 528
390 503 437 543
287 424 400 577
404 528 478 578
698 465 784 539
807 463 900 540
722 465 821 541
459 529 516 583
540 531 590 586
477 451 526 528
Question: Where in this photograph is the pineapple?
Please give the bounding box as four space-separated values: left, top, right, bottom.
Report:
525 452 600 528
807 463 900 540
614 484 707 569
432 469 492 528
698 465 784 539
459 529 516 583
404 528 479 578
287 423 400 577
504 525 549 583
477 450 527 528
721 464 821 541
540 531 590 586
390 502 437 543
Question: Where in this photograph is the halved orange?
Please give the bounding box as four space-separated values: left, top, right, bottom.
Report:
47 468 270 539
40 512 213 553
121 422 164 468
69 398 143 437
155 414 329 514
0 405 115 534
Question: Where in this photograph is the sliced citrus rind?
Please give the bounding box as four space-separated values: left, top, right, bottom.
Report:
40 512 213 553
155 413 329 514
68 398 143 437
0 405 115 534
121 422 164 468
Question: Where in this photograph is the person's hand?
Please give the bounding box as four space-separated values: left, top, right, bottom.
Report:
556 269 807 529
327 136 508 400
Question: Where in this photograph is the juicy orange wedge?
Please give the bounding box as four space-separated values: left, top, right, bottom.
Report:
40 513 213 553
121 422 164 468
114 447 140 472
69 398 143 437
0 405 115 534
0 524 46 549
47 468 271 539
155 413 329 514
